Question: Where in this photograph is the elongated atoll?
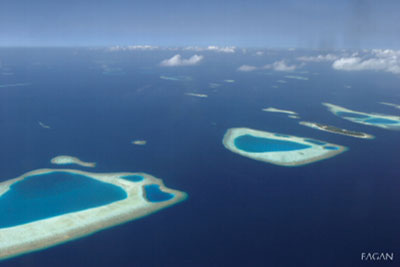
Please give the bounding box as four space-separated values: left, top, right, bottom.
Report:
50 155 96 168
223 127 347 166
299 121 374 139
323 103 400 130
0 169 187 261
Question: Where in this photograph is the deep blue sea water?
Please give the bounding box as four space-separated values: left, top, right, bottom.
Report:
0 48 400 266
336 111 369 119
0 171 126 228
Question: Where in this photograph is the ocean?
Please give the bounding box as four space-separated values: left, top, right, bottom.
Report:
0 48 399 266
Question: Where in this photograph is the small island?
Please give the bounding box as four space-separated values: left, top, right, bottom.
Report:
288 115 300 119
380 102 400 110
50 155 96 168
0 168 187 261
262 107 298 115
284 75 309 81
323 103 400 130
185 92 208 98
299 121 374 139
38 121 51 129
131 140 147 145
222 127 347 167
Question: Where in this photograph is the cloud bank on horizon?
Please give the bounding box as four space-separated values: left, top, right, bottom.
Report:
184 46 236 53
297 54 338 62
238 60 299 72
332 49 400 74
160 54 204 67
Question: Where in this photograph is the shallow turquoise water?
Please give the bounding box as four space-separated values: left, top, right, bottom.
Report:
234 134 311 153
121 175 144 182
364 118 398 124
144 184 174 202
0 172 127 228
324 146 339 150
304 139 326 145
336 112 369 119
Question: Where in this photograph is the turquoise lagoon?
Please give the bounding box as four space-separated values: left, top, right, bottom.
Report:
0 172 127 228
234 134 311 153
121 174 144 182
144 184 174 202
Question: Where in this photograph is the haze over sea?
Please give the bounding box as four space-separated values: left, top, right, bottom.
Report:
0 48 399 266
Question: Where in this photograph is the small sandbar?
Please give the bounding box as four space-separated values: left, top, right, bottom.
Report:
131 140 147 145
0 169 187 260
38 121 51 129
288 115 300 119
185 92 208 98
262 107 298 115
284 75 309 81
323 103 400 130
223 127 347 167
51 156 96 168
299 121 374 139
160 75 192 81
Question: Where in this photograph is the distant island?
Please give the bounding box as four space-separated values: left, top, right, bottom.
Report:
38 121 51 129
51 155 96 168
299 121 374 139
380 102 400 110
185 92 208 98
323 103 400 130
0 168 187 260
222 127 347 167
262 107 297 115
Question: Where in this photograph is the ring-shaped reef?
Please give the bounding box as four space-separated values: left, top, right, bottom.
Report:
323 103 400 130
223 127 347 166
0 169 187 261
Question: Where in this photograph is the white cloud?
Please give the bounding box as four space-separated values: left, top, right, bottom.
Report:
109 45 158 51
255 51 264 56
206 46 236 53
237 65 258 72
332 49 400 74
263 60 297 71
297 54 338 62
184 46 236 53
160 54 204 67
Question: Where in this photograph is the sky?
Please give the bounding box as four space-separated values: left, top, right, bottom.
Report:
0 0 399 49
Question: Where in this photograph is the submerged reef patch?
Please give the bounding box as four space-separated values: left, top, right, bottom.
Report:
51 155 96 168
